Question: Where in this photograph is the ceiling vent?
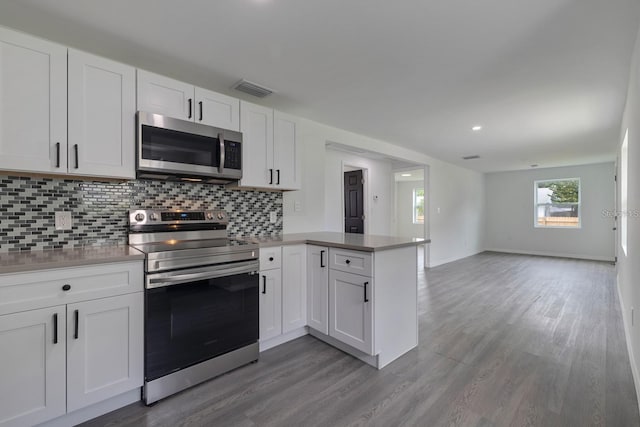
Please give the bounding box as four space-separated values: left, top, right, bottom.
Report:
462 155 480 160
232 79 274 98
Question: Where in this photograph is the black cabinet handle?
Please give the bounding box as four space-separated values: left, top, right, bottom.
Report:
269 169 274 184
199 101 203 121
74 144 79 169
364 281 369 303
320 250 325 267
269 257 274 261
55 142 60 168
74 309 79 339
262 275 267 294
188 98 193 119
276 169 280 185
62 284 71 291
53 313 58 344
345 259 351 265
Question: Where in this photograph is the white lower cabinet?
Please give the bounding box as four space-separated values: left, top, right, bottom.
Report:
259 268 282 341
0 306 66 427
66 293 143 412
282 245 307 333
307 245 329 334
0 261 143 427
328 269 374 355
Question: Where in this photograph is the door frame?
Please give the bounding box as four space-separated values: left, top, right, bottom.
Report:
342 162 369 234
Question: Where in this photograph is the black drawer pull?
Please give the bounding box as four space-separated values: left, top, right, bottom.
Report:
269 257 274 262
262 275 267 294
345 259 351 265
74 309 79 339
364 281 369 303
320 250 325 267
53 313 58 344
62 284 71 291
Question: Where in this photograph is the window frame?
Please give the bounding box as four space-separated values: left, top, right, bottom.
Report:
412 187 425 225
533 178 581 229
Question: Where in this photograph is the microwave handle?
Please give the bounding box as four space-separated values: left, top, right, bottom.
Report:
218 133 225 174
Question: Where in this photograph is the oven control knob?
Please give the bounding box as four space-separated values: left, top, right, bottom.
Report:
217 212 225 220
206 212 214 220
149 213 158 221
134 213 145 222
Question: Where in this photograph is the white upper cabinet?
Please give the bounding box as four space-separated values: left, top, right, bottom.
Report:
239 101 301 191
137 70 240 131
137 70 193 121
274 111 301 190
68 49 136 179
240 101 273 188
195 87 240 131
0 27 67 174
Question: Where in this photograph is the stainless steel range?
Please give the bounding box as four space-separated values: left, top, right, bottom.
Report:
129 209 259 405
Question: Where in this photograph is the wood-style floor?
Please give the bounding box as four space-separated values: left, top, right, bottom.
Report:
82 251 639 427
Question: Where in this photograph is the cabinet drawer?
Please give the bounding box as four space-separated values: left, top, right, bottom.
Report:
259 246 282 270
329 248 372 277
0 261 143 316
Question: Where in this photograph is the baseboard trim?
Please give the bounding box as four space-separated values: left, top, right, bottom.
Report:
428 250 484 268
616 276 640 416
38 388 140 427
484 248 614 262
259 327 308 352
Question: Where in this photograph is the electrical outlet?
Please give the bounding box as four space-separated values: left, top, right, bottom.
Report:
294 200 302 212
269 212 277 224
55 211 72 230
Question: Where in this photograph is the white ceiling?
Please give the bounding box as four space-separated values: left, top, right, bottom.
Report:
1 0 638 172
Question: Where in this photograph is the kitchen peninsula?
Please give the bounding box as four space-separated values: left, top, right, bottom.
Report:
243 232 427 369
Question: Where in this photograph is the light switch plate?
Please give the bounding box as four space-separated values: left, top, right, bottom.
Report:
270 212 277 223
55 211 72 230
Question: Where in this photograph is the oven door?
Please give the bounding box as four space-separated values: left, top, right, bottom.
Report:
137 111 242 180
144 260 259 381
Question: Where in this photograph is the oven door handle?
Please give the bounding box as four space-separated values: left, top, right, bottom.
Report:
147 263 258 289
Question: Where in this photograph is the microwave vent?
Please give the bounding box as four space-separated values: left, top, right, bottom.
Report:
232 79 274 98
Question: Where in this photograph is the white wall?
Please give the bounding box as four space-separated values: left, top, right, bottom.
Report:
324 149 393 235
283 118 485 267
617 25 640 406
395 181 425 238
484 163 615 261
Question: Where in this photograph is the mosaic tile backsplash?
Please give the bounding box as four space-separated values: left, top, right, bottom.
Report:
0 175 282 252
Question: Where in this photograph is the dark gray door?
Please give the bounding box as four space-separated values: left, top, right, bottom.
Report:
344 170 364 234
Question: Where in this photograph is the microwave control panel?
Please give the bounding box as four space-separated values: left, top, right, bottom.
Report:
224 141 242 169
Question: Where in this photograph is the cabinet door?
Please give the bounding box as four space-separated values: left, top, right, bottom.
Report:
68 49 136 179
0 27 67 174
273 111 301 190
0 306 66 427
329 270 374 354
195 87 240 131
137 69 194 121
282 245 307 333
307 245 329 334
66 292 143 412
240 101 274 188
259 269 282 341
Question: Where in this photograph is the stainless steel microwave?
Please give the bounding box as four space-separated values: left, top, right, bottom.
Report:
136 111 242 183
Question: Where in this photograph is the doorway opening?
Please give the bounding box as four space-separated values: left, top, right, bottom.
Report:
343 166 368 234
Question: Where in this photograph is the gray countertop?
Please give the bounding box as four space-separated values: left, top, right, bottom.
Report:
241 232 428 252
0 245 145 275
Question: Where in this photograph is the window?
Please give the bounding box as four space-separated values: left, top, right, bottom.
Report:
621 129 629 255
413 188 424 224
534 178 580 228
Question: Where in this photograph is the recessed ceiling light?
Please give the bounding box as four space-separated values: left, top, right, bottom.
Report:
401 173 412 177
472 125 483 131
